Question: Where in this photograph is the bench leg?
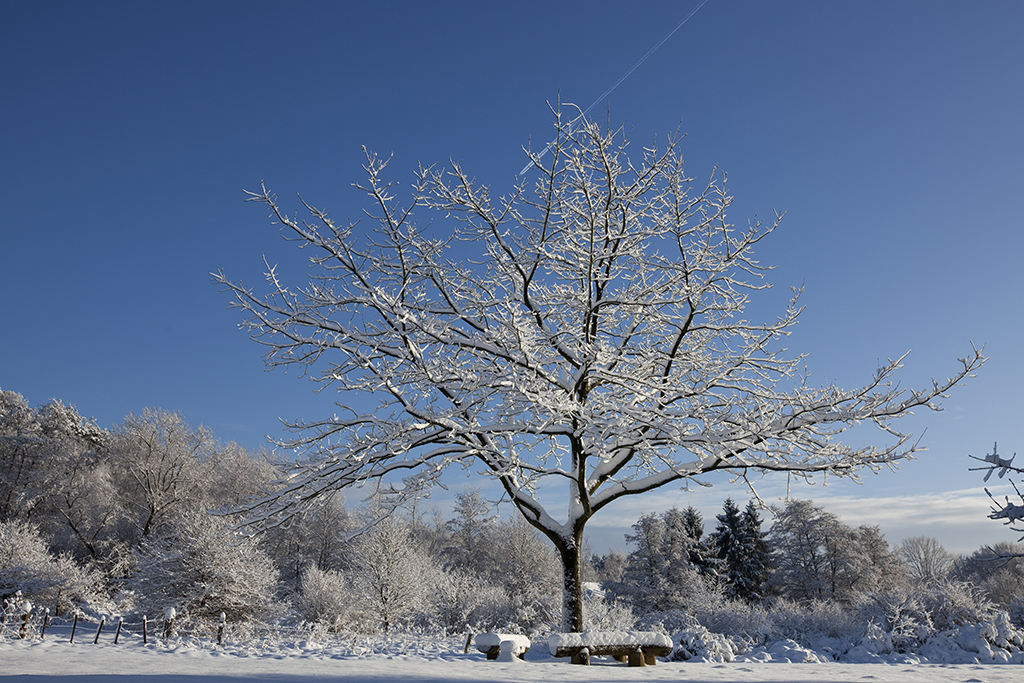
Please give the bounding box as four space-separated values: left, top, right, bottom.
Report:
613 655 628 663
628 649 646 667
644 652 658 666
571 648 591 665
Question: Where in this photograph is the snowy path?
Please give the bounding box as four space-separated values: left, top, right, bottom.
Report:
0 635 1019 683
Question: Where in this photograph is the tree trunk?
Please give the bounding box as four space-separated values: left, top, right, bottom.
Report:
557 527 586 633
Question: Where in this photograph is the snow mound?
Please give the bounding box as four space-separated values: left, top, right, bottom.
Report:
670 624 738 662
737 638 826 664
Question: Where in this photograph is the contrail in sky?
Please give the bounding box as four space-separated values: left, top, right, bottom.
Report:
520 0 712 176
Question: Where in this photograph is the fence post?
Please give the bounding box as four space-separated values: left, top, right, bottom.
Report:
163 607 176 639
19 599 32 639
40 608 50 640
142 616 147 644
94 617 105 644
114 617 123 644
217 612 226 645
70 614 79 643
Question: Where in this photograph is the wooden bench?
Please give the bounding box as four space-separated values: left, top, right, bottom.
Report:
548 631 673 666
474 633 531 660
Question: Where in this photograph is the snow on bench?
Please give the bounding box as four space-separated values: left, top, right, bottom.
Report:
474 633 531 660
548 631 673 666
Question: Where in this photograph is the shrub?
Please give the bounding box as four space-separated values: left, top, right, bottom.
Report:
0 521 101 615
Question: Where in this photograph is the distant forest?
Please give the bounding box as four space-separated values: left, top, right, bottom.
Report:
2 387 1021 643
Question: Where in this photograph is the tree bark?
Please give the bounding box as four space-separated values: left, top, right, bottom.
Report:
556 525 586 633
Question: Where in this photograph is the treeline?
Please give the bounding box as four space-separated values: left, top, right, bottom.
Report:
2 388 1022 640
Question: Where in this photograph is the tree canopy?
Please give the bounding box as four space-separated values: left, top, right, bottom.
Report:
217 105 983 631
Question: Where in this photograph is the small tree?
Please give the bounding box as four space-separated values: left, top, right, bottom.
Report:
441 488 498 576
350 514 436 634
219 105 983 631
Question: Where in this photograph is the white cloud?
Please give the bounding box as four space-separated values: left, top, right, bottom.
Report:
582 483 1021 556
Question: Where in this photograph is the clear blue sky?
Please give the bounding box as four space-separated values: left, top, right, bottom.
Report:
3 1 1022 552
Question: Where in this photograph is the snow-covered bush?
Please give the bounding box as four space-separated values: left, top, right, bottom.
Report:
856 588 932 653
431 566 500 635
0 521 101 615
762 597 864 646
490 515 560 632
920 579 995 632
581 583 636 631
669 623 738 662
296 564 353 631
131 511 282 626
349 515 438 634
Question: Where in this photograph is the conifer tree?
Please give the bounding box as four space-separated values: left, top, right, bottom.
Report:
681 506 714 575
709 498 744 597
709 498 772 602
735 499 772 602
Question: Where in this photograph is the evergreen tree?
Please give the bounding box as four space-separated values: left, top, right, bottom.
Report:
681 506 715 575
709 498 744 598
442 488 497 576
709 498 772 603
619 508 704 611
735 499 772 602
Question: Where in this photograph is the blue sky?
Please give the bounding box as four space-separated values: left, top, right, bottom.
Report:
2 1 1022 553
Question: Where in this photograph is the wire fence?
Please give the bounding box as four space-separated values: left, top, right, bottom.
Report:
0 600 468 657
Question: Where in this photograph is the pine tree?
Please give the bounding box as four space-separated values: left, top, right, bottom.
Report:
709 498 744 599
681 506 715 575
620 508 704 611
709 498 772 603
735 500 772 602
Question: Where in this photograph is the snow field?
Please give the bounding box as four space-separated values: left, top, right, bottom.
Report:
2 626 1022 683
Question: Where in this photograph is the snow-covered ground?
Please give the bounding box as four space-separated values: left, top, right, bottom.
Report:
2 626 1020 683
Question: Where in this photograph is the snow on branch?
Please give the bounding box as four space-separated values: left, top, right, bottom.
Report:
216 106 984 550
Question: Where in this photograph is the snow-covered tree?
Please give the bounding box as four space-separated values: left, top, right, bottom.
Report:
709 498 743 586
110 408 218 540
0 390 49 523
768 499 850 601
768 499 902 603
441 488 497 576
349 514 436 634
490 513 561 630
709 498 772 603
737 500 772 601
619 508 704 612
219 105 983 631
849 524 907 595
131 511 281 624
592 547 628 584
898 536 954 587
